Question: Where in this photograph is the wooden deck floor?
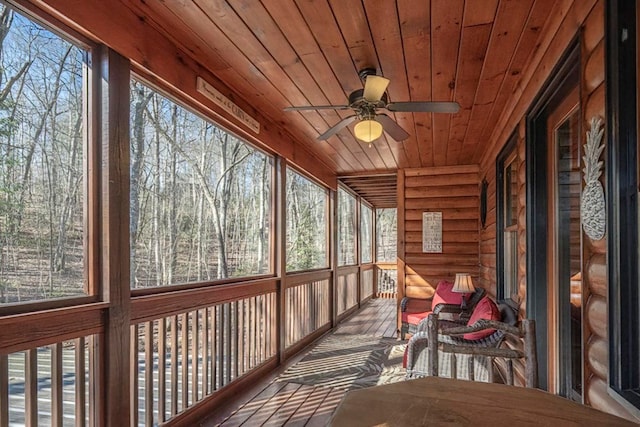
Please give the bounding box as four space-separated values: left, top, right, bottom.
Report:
201 298 400 427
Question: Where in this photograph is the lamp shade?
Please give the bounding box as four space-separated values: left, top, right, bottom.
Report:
452 273 475 294
354 119 383 143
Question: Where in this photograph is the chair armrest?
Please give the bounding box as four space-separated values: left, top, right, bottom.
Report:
433 303 463 315
405 331 430 370
415 315 464 334
439 319 520 337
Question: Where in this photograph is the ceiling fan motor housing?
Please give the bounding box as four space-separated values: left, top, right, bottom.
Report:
348 89 388 111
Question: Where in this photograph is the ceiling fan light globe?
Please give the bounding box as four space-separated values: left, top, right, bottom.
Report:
354 119 383 143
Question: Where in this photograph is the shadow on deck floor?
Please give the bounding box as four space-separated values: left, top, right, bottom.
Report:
200 298 405 427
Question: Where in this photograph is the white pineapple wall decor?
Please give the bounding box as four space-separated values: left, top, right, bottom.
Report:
581 116 606 241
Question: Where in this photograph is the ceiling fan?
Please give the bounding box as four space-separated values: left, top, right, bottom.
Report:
284 68 460 143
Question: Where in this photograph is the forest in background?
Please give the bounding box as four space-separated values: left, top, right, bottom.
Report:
0 3 396 305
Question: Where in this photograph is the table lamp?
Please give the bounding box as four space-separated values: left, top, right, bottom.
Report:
452 273 475 309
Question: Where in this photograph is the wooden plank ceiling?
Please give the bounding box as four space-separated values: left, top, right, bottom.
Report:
127 0 555 207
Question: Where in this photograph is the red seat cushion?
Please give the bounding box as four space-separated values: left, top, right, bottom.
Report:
463 297 501 340
404 310 431 325
432 280 464 308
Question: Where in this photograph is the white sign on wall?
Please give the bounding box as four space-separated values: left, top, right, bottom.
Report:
197 76 260 134
422 211 442 253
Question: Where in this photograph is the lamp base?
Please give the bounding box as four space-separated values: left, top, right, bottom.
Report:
460 295 468 310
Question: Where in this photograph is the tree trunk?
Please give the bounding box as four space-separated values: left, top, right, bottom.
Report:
130 85 153 286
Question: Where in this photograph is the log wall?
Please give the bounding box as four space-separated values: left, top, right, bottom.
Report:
479 0 638 421
398 165 480 303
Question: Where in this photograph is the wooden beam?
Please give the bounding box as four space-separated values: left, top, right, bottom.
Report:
99 46 131 426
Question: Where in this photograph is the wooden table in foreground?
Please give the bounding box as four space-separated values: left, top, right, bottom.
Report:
330 376 636 426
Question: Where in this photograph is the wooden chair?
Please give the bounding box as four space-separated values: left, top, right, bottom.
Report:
425 312 538 388
400 283 486 339
405 300 538 388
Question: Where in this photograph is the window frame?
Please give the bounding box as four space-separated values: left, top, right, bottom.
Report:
606 0 640 413
284 164 330 273
0 1 100 315
496 132 519 301
337 185 358 267
360 201 373 265
128 73 276 292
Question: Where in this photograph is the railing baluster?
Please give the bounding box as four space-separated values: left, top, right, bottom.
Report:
224 303 233 385
158 318 166 423
217 304 224 390
25 349 38 426
201 309 209 397
181 312 189 409
52 343 63 426
170 315 178 417
75 337 86 427
211 306 217 391
233 301 239 380
88 336 98 427
145 321 153 427
238 300 245 376
0 354 8 427
130 325 139 427
191 310 199 403
250 297 256 369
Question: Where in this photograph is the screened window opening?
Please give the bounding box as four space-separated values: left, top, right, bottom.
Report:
376 208 397 262
285 168 328 272
130 80 272 288
0 3 89 303
503 153 519 300
360 203 373 264
337 188 357 266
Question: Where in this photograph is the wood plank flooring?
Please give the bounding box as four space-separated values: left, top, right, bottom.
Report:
201 298 400 427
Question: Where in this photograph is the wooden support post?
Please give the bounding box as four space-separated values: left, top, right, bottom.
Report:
330 188 338 328
99 46 131 426
396 171 406 336
275 157 286 363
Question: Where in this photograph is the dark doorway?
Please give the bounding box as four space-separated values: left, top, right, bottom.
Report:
526 40 580 394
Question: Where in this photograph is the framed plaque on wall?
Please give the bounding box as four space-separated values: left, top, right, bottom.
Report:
422 211 442 253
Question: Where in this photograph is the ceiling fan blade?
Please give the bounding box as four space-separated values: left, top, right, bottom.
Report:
363 75 390 102
386 101 460 113
317 115 358 140
376 114 409 141
284 105 351 111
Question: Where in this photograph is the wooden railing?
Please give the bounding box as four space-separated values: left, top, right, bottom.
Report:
129 279 278 426
361 265 374 301
0 337 94 427
376 263 398 299
284 271 331 350
0 263 384 425
336 266 359 318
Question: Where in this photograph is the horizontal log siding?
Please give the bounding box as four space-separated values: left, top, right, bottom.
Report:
478 0 638 421
400 165 480 299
